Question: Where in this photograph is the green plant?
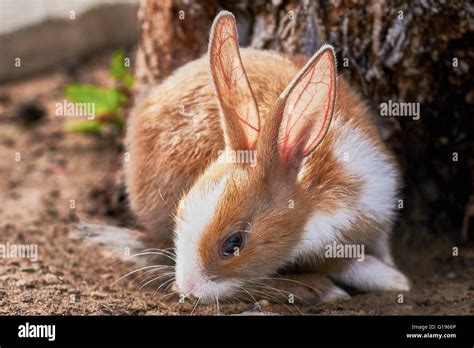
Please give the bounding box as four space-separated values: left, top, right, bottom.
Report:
64 50 133 134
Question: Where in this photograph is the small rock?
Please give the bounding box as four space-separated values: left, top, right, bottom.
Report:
103 285 117 292
18 279 38 289
43 274 59 285
26 280 39 288
68 291 81 301
25 225 39 234
91 292 107 299
21 295 33 303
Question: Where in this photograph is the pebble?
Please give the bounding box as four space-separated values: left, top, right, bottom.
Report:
43 274 59 285
91 291 107 299
21 295 33 303
18 279 38 289
68 291 81 300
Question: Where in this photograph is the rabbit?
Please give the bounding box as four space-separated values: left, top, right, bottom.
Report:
125 11 410 304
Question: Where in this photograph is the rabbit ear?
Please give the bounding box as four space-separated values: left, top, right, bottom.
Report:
277 45 337 168
209 11 260 150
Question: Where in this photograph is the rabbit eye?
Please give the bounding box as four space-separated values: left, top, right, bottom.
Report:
220 232 244 258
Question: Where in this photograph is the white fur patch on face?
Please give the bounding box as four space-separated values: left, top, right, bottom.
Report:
293 118 399 259
174 172 239 302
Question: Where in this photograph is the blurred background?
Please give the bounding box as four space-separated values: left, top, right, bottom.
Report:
0 0 472 315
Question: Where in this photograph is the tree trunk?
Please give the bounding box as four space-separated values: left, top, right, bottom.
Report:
121 0 472 240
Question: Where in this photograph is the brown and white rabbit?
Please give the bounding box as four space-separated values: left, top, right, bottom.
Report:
125 11 410 304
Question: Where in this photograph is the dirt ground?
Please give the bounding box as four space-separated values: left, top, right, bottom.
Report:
1 51 473 316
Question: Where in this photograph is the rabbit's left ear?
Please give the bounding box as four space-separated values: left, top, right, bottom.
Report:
209 11 260 150
277 45 337 169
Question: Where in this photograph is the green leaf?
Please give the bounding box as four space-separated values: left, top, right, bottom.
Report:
64 120 102 134
64 85 126 116
110 50 134 88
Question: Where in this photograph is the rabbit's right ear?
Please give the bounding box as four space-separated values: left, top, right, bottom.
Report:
209 11 260 150
276 45 337 169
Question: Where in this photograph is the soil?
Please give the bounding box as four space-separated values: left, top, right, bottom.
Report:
1 51 473 316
